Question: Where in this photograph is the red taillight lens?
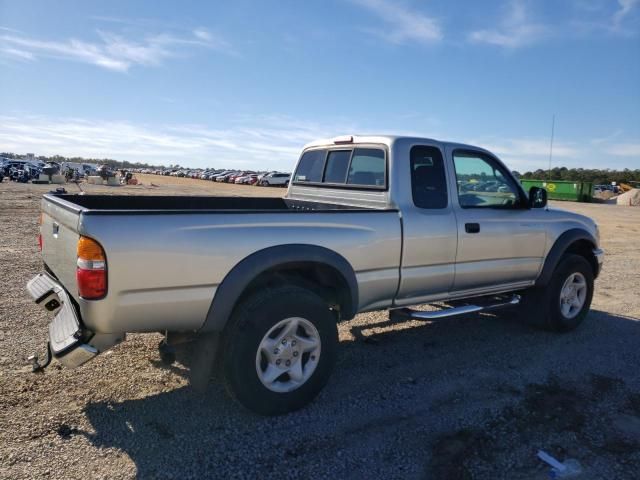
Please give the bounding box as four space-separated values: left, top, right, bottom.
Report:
76 236 107 299
77 268 107 299
38 213 43 251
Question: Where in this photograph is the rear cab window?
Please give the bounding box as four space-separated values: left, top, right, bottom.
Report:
293 146 387 189
293 150 325 183
410 146 448 209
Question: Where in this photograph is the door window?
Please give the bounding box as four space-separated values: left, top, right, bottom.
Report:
453 151 520 208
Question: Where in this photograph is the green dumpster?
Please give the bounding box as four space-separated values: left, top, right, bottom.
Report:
520 180 593 202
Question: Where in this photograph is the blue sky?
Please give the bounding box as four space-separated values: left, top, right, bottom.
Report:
0 0 638 172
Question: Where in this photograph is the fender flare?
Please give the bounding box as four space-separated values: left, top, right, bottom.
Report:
536 228 597 287
200 244 359 332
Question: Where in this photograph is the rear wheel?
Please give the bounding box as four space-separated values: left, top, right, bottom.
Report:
221 285 338 415
520 254 594 332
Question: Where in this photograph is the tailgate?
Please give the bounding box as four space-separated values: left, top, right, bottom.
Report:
40 196 82 300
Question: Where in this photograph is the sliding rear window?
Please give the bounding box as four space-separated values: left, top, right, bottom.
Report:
293 149 325 183
292 147 386 189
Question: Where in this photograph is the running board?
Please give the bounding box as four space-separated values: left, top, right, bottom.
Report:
389 294 521 322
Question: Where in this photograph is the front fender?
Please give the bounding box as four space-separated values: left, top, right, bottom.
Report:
536 228 598 287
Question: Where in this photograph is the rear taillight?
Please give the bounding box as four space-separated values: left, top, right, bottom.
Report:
76 236 107 299
38 213 43 251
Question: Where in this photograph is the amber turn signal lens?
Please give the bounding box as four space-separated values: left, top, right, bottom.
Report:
77 236 105 261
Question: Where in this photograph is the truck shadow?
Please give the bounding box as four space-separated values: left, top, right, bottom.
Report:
79 309 640 478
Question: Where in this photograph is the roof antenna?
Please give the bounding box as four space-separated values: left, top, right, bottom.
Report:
547 114 555 180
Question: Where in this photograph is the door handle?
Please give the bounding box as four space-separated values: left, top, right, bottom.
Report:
465 223 480 234
52 222 59 238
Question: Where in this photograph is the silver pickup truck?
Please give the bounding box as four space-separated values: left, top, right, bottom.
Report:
27 135 603 414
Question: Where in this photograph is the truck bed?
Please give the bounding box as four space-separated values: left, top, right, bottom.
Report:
49 194 387 213
40 193 402 334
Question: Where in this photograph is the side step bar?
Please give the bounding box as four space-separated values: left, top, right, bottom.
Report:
389 294 521 322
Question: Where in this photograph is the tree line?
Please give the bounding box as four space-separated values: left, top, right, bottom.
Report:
3 151 638 185
513 167 640 186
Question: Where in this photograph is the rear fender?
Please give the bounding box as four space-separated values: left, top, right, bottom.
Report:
200 244 358 332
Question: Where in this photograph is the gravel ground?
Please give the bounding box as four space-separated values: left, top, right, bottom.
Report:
1 178 639 479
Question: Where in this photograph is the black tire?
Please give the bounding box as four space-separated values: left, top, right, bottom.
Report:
221 285 338 415
519 254 594 332
158 340 176 366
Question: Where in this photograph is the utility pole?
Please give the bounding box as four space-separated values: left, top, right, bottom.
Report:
547 114 555 180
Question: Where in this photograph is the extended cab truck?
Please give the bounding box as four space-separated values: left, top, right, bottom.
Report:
27 135 604 415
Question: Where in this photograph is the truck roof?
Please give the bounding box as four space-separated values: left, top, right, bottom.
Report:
302 134 485 153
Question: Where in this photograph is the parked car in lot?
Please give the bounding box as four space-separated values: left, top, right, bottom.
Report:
28 134 603 415
260 172 291 187
234 172 256 184
244 174 260 185
218 171 238 182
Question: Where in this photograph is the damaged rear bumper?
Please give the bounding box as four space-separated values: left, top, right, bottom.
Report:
26 273 122 369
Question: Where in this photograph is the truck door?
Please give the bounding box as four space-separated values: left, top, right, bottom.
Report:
446 147 546 292
395 144 458 306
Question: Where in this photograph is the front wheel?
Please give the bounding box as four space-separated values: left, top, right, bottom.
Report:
221 285 338 415
520 254 594 332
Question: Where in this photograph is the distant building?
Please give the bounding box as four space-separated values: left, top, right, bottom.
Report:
25 153 35 162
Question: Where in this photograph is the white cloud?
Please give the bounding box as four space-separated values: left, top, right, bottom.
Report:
613 0 639 26
481 138 581 158
0 114 355 170
570 0 639 35
0 27 231 72
473 135 640 171
1 113 637 171
605 143 640 156
351 0 442 44
193 28 212 41
0 46 35 60
469 0 549 48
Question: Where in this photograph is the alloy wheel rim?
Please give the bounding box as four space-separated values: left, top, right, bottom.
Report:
559 272 587 319
255 317 321 393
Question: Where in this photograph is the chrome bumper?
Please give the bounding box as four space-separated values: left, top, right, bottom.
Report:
26 273 97 369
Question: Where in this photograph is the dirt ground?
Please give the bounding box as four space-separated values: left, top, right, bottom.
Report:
1 176 639 479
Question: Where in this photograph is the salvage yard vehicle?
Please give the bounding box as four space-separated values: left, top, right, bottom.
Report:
260 172 291 187
27 135 604 415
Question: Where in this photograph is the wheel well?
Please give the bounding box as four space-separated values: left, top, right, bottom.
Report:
565 239 598 277
238 262 354 321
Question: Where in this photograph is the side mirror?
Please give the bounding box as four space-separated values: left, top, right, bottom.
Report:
528 186 547 209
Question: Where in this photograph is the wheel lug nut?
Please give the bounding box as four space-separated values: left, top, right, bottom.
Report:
293 351 299 357
276 359 281 366
281 339 287 345
285 360 291 367
274 348 279 354
291 340 296 346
